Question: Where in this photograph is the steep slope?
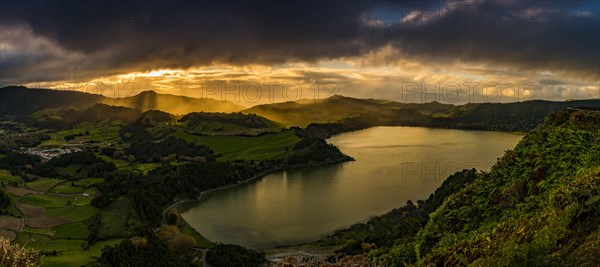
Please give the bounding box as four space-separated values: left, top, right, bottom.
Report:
412 109 600 266
328 109 600 266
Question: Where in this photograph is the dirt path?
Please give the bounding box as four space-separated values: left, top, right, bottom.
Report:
5 185 39 197
197 248 210 267
16 202 70 228
5 181 91 232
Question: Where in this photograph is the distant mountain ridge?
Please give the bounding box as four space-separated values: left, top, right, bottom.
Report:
243 95 456 126
244 95 600 133
109 90 244 115
0 86 244 117
2 86 599 134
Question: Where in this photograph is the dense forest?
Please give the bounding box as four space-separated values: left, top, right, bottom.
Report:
126 136 215 163
92 230 196 267
1 151 116 180
206 244 267 266
0 189 10 214
0 132 50 152
94 162 259 226
286 136 354 165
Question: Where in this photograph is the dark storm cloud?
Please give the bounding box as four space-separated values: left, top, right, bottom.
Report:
381 1 600 80
0 0 598 82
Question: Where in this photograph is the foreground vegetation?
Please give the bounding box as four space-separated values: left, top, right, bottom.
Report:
0 237 42 267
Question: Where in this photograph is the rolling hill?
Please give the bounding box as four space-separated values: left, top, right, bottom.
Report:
178 112 281 136
0 86 244 117
26 104 142 129
105 90 244 115
244 95 600 132
3 86 598 134
243 95 450 127
0 86 105 117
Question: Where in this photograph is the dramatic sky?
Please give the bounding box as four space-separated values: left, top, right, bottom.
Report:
1 0 599 105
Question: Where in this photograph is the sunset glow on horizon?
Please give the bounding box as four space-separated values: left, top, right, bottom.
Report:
1 1 599 106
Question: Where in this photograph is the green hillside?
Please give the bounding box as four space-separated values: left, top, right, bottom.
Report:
178 112 281 136
322 109 600 266
26 104 141 129
171 130 300 162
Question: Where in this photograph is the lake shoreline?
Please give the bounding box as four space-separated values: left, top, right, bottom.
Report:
161 155 354 225
171 126 522 251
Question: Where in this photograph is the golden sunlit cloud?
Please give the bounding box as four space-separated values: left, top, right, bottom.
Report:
21 52 600 107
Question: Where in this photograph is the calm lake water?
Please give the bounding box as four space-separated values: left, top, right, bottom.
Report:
180 127 522 248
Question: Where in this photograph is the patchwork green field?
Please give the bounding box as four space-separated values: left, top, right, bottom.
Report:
21 194 71 208
172 129 301 161
97 154 166 174
23 226 54 236
3 172 120 267
53 222 90 239
73 178 104 186
26 178 63 192
39 123 121 147
43 178 102 194
45 205 98 222
0 98 359 266
15 233 123 267
50 183 86 194
0 169 22 184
